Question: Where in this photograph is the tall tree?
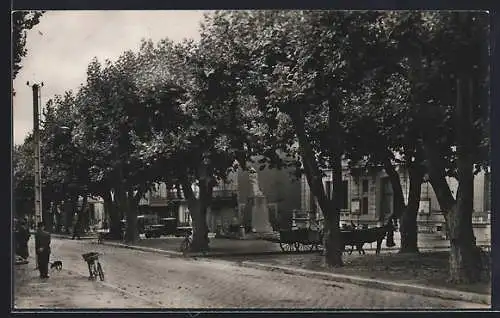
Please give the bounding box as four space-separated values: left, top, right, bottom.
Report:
380 11 490 282
342 66 426 254
133 35 265 251
199 10 392 266
12 10 44 79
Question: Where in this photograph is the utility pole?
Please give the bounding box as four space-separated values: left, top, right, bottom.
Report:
27 81 43 229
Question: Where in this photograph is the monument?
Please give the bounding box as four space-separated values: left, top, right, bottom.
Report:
246 167 273 233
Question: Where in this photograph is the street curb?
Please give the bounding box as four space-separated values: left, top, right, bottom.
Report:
237 262 491 306
97 241 184 257
98 241 316 257
97 240 490 306
51 234 96 240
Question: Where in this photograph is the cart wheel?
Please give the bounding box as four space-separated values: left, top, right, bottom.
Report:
347 246 354 255
279 242 291 252
97 262 105 281
279 242 285 252
299 242 309 252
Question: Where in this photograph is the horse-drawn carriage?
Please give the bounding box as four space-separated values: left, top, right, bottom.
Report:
267 217 395 255
276 227 323 252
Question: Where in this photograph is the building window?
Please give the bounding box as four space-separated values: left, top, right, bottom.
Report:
362 179 369 193
362 197 369 215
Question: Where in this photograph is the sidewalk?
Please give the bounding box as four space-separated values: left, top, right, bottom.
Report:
99 232 490 258
13 256 158 309
98 236 491 306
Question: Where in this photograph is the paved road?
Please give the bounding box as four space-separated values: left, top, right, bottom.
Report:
14 262 155 309
15 238 487 309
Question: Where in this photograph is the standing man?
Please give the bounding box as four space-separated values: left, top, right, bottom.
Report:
35 222 51 279
18 219 30 260
72 214 81 240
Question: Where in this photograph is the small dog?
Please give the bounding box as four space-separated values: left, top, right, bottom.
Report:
50 260 63 270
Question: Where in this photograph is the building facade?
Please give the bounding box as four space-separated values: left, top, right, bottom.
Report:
139 163 302 233
301 164 491 242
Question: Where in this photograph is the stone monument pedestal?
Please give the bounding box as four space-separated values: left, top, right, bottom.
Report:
248 195 273 233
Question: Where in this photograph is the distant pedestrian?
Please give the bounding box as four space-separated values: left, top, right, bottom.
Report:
35 222 51 279
72 216 81 240
17 219 30 260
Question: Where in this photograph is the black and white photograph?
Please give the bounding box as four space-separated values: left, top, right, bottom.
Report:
12 9 492 310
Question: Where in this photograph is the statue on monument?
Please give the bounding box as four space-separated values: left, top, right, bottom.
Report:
246 167 273 233
248 167 264 197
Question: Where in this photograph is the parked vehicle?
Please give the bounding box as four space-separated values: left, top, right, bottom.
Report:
273 227 323 252
159 217 177 236
175 226 193 237
137 214 158 234
144 224 165 238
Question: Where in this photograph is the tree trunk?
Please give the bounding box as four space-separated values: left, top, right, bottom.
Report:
382 151 424 253
422 142 453 233
289 107 342 267
79 195 89 233
124 190 142 243
181 177 209 252
64 195 78 234
422 77 481 283
399 164 422 253
448 76 481 283
103 190 120 239
115 187 129 241
423 144 479 282
326 100 343 267
382 154 406 223
102 190 111 224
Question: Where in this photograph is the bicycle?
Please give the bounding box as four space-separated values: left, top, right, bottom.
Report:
179 231 192 255
82 252 105 281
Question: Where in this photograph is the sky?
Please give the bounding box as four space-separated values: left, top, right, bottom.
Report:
12 10 208 145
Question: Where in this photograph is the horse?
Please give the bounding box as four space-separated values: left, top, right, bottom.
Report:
340 221 395 255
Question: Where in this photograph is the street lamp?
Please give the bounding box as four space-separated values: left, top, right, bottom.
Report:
27 81 44 229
